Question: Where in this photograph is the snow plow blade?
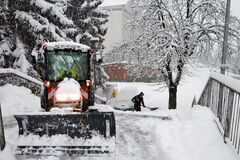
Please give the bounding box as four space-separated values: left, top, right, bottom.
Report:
14 112 116 156
14 145 113 156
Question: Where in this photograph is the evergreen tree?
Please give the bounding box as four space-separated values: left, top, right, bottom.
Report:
0 0 73 76
66 0 109 88
0 0 108 79
66 0 108 52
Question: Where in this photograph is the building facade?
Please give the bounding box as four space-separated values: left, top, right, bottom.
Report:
100 1 133 53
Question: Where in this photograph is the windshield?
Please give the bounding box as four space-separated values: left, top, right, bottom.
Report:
47 50 88 80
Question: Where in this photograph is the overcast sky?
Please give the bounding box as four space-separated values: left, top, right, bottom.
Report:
102 0 240 18
231 0 240 18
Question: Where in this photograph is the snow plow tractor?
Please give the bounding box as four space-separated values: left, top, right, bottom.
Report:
14 42 116 157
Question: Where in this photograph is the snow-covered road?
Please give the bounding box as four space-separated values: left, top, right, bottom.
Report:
114 113 166 160
1 104 238 160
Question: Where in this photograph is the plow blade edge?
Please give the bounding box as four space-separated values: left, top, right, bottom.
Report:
14 112 116 156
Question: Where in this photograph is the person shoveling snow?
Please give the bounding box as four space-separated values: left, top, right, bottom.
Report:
131 92 145 111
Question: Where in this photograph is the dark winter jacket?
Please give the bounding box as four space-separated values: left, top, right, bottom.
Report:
131 94 145 107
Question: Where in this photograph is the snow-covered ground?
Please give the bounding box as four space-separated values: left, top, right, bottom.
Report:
0 66 239 160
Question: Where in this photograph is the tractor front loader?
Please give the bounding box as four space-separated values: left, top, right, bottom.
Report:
14 42 116 156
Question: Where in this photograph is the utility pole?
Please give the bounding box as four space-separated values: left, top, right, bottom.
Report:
221 0 231 74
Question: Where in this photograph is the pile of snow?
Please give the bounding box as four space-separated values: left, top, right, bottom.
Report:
0 84 40 118
56 78 81 95
108 66 210 110
106 82 167 110
107 86 139 110
177 66 210 109
89 104 115 112
133 106 238 160
49 107 74 113
15 134 115 147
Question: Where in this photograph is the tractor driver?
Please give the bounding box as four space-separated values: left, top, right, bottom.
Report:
58 69 78 79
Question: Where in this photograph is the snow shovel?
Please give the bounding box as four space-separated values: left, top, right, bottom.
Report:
144 106 159 111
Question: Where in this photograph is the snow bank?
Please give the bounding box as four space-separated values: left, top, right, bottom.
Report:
134 106 239 160
106 82 170 110
55 78 81 96
107 86 139 110
15 134 115 147
49 107 74 113
177 66 210 109
110 66 210 110
0 68 42 85
0 84 40 118
89 104 115 112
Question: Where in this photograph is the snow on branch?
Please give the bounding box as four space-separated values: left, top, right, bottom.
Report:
15 11 45 32
30 0 73 26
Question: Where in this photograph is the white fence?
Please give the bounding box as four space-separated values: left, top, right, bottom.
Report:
198 72 240 155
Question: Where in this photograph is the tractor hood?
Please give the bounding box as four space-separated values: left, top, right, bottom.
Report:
55 78 82 102
56 78 81 94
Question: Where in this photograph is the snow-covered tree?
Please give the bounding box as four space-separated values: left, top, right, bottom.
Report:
0 0 108 80
66 0 108 52
0 0 74 76
107 0 239 109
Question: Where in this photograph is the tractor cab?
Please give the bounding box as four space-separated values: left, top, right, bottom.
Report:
46 49 89 81
36 42 94 111
14 42 116 157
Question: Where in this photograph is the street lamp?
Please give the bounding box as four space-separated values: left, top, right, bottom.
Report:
221 0 231 74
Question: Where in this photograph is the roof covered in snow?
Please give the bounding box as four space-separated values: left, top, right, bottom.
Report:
42 42 90 52
100 0 129 7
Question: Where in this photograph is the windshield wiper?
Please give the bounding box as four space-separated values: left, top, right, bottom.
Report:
69 51 82 76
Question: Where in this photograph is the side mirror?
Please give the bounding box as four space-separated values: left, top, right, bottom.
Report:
32 52 44 63
37 52 44 62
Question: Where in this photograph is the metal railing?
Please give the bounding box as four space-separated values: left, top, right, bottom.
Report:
198 72 240 154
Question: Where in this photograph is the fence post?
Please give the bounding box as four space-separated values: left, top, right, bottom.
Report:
224 89 234 142
218 83 224 122
191 96 197 107
0 104 6 151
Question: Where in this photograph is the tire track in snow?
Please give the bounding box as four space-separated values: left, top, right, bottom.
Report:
58 114 162 160
114 114 160 160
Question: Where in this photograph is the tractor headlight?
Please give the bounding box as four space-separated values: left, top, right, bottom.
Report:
69 93 81 101
55 94 68 101
55 93 81 102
